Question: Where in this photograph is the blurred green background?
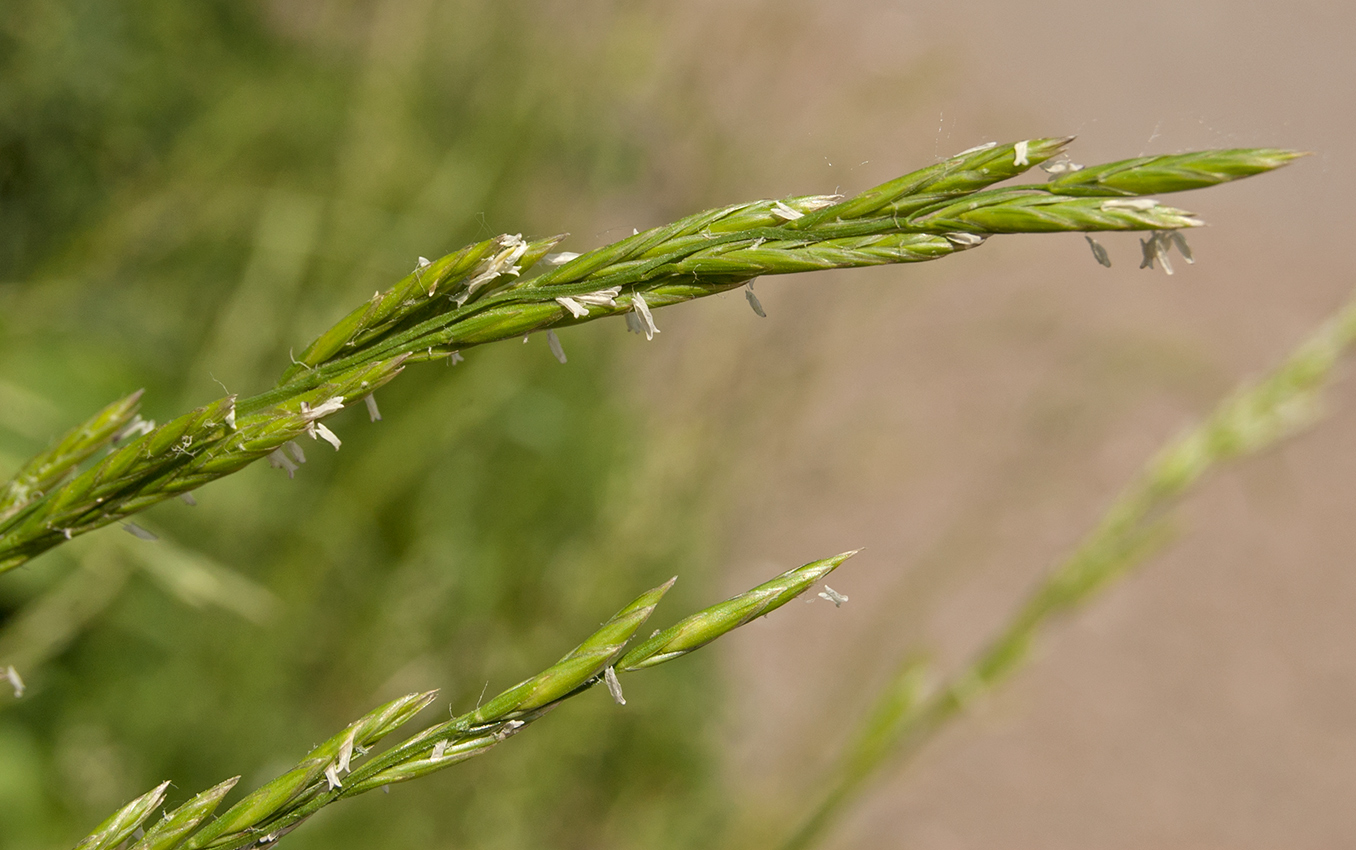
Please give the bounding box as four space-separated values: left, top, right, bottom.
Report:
0 3 751 847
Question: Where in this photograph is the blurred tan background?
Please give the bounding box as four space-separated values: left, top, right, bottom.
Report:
639 2 1356 848
2 1 1354 848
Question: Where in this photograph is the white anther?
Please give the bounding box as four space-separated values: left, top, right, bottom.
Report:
298 397 344 443
631 294 659 340
1013 140 1030 167
1085 235 1111 268
1040 157 1084 175
956 141 998 156
802 194 844 211
1168 230 1195 263
745 284 766 318
415 256 433 296
336 729 356 774
574 287 621 307
314 422 342 450
494 720 525 742
624 311 643 334
604 666 626 705
179 492 198 507
122 522 158 542
546 252 581 265
364 394 382 422
944 232 985 247
113 416 155 444
300 397 345 421
432 740 449 759
467 234 529 294
1139 236 1156 270
771 201 804 222
449 351 464 365
224 401 237 431
1152 232 1174 275
1101 198 1158 211
4 666 24 698
284 440 306 465
547 330 567 364
268 448 298 478
817 586 849 607
324 764 342 790
555 296 589 318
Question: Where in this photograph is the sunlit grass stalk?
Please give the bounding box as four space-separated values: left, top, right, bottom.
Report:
780 287 1356 850
0 141 1299 573
73 553 853 850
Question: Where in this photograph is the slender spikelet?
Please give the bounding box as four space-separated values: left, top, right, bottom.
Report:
910 193 1203 233
619 551 857 671
128 777 239 850
74 781 170 850
473 578 672 722
178 763 327 850
1044 148 1306 197
84 557 851 850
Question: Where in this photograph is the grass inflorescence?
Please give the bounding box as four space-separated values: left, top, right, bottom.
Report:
71 554 854 850
0 140 1299 574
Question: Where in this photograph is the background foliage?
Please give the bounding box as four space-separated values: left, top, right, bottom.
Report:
1 3 738 847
